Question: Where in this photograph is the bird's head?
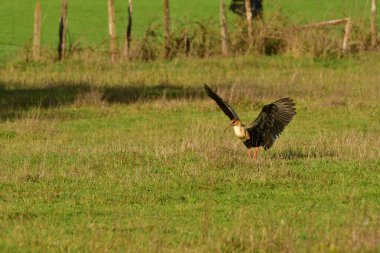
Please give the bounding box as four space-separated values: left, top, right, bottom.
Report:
224 119 241 133
230 119 241 127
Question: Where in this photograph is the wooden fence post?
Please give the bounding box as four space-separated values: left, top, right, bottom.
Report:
58 0 68 60
371 0 378 48
245 0 253 49
33 0 41 60
342 19 352 52
163 0 171 59
108 0 117 62
123 0 133 59
220 0 229 56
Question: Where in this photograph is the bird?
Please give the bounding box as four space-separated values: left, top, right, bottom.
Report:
204 84 296 160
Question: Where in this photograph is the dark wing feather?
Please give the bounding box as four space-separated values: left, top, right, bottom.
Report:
247 98 296 150
204 84 240 121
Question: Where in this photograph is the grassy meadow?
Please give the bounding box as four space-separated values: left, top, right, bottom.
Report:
0 0 378 59
0 53 380 251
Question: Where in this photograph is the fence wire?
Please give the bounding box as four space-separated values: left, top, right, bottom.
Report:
0 0 376 60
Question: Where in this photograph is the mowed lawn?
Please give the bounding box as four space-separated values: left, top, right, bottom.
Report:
0 54 380 251
0 0 377 58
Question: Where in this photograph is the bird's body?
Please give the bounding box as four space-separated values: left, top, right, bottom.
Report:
204 84 296 159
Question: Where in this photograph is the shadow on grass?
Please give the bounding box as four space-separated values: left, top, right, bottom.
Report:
270 148 336 160
0 82 204 120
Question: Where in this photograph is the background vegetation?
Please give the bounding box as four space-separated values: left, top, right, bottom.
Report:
0 0 378 60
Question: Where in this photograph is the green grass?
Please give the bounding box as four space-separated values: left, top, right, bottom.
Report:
0 53 380 251
0 0 378 59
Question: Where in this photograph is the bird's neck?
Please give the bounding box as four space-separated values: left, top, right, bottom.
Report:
233 125 249 141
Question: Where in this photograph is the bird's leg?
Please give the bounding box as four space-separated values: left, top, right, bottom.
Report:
247 148 252 159
253 147 259 160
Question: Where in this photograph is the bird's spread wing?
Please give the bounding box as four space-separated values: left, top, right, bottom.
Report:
247 98 296 149
204 84 240 121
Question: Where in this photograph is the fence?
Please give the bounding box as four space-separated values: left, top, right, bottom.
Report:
1 0 378 62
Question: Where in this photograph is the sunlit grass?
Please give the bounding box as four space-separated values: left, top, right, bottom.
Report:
0 54 379 251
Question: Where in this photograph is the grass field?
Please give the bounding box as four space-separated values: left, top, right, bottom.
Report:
0 0 378 59
0 53 379 251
